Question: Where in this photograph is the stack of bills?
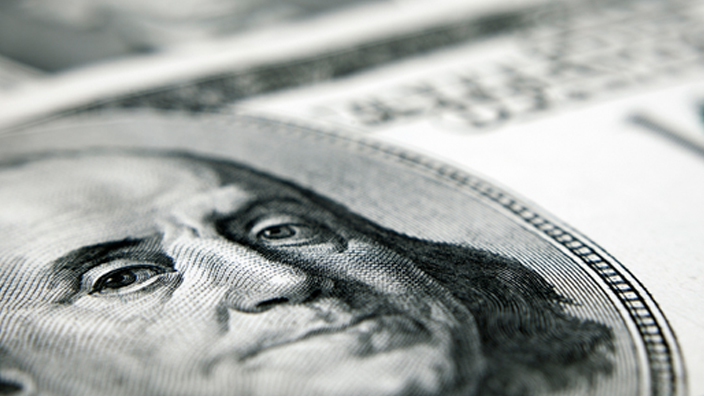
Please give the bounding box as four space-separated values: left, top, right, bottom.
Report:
0 1 702 395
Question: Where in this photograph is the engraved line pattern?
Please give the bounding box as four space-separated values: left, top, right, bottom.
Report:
241 116 682 396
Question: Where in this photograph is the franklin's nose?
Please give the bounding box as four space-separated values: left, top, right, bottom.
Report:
224 261 330 313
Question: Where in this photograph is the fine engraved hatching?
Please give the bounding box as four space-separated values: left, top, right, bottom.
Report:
0 115 682 396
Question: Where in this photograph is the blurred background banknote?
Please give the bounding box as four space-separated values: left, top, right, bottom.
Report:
0 0 703 396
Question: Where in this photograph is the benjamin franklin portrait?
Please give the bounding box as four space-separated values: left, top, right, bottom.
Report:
0 147 614 396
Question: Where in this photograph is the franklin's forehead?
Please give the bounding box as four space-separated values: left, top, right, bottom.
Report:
0 154 218 222
0 152 310 259
0 152 304 208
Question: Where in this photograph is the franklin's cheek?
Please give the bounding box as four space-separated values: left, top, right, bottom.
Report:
2 304 154 383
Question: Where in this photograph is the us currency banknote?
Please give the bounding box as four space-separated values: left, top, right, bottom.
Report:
0 1 703 396
0 0 437 71
0 0 544 122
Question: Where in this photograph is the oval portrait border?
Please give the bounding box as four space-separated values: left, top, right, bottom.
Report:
231 114 685 396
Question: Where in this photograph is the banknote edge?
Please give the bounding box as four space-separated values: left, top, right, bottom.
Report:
227 113 687 396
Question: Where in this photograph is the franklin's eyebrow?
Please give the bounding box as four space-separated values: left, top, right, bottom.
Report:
48 236 174 281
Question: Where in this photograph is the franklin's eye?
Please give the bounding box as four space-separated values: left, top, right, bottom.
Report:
217 209 344 250
244 215 330 248
258 224 299 240
83 261 174 296
254 222 320 246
